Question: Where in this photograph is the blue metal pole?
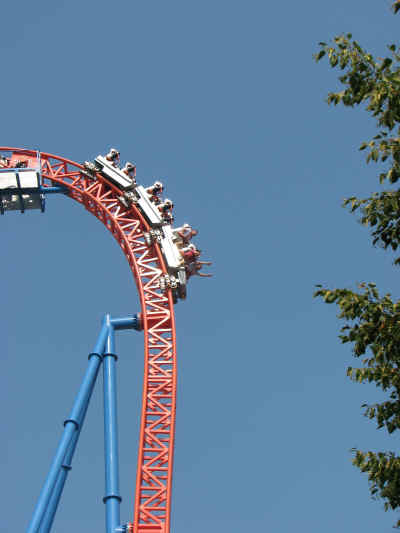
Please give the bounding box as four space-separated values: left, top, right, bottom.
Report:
38 383 91 533
27 318 109 533
0 186 68 195
38 438 76 533
103 318 122 533
40 187 68 194
110 314 142 331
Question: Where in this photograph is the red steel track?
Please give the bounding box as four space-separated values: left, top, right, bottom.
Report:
1 148 176 533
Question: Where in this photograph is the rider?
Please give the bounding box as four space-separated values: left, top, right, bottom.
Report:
173 223 198 246
0 155 10 168
122 162 137 185
158 198 173 213
158 198 174 222
105 148 120 167
180 243 201 263
146 181 164 203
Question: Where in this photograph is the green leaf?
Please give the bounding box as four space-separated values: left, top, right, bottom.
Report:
381 57 393 69
330 55 338 67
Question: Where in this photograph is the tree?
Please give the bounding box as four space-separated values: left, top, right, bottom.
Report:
314 2 400 527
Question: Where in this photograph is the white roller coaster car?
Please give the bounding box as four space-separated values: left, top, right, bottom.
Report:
160 225 187 302
86 152 188 301
86 156 166 228
144 225 187 302
135 185 165 227
89 155 135 191
0 151 44 213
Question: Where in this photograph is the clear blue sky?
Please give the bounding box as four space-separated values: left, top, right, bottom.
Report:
1 1 399 532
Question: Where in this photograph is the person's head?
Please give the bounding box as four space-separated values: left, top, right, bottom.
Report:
191 229 198 237
154 181 163 192
164 199 173 210
108 148 120 161
124 162 136 173
188 246 201 257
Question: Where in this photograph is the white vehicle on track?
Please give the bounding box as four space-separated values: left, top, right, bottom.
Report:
85 152 189 301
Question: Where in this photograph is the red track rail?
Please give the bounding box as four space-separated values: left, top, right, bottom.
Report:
0 148 177 533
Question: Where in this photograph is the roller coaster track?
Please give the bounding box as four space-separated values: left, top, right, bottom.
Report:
1 147 176 533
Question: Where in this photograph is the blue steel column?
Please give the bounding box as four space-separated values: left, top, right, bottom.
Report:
27 318 109 533
38 383 92 533
38 428 80 532
103 316 122 533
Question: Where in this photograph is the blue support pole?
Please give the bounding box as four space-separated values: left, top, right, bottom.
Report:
38 435 77 533
38 386 91 533
0 186 68 195
40 187 68 194
110 314 142 331
27 318 109 533
103 317 122 533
